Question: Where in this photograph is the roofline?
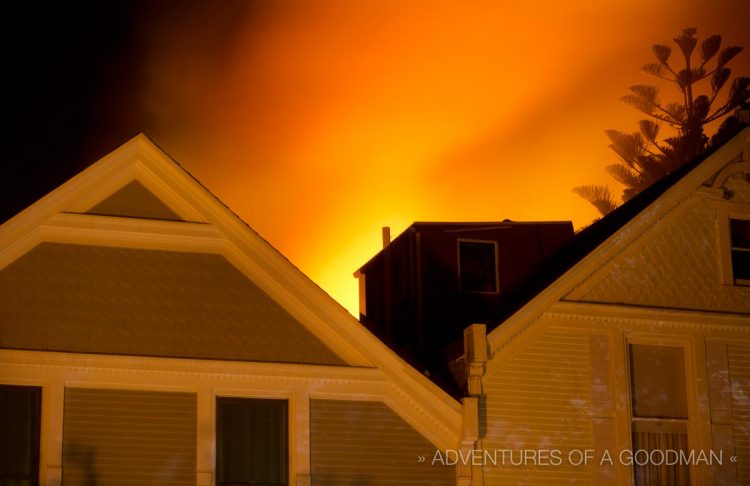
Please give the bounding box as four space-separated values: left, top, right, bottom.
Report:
409 220 572 226
354 219 573 274
1 132 465 447
485 126 750 351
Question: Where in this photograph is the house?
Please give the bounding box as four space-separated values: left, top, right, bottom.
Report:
469 127 750 486
355 221 573 390
4 124 748 486
0 135 470 486
356 127 750 485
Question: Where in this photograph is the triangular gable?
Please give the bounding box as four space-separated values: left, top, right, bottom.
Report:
0 133 463 449
563 158 750 313
487 127 750 354
0 134 365 366
84 180 183 221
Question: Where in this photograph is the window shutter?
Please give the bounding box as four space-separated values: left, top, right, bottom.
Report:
62 388 196 486
589 334 615 485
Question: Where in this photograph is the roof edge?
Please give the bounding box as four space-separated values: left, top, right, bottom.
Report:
486 126 750 352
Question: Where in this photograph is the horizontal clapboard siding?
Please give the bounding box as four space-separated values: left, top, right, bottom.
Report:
728 343 750 483
483 329 594 485
63 388 196 486
310 399 453 485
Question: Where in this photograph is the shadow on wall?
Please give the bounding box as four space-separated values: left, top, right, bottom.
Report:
63 442 99 486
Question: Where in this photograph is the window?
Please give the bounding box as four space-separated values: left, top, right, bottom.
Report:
730 218 750 283
216 398 288 486
0 385 41 486
628 344 690 485
458 240 498 293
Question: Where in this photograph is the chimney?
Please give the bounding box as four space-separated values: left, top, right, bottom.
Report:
382 226 391 249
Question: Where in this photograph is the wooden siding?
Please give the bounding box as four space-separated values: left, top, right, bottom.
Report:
483 329 594 485
310 399 454 485
62 388 196 486
728 342 750 483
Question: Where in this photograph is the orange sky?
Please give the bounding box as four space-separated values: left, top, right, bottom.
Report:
131 1 750 315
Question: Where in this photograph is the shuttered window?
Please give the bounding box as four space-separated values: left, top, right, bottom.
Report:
0 385 41 486
216 398 288 486
62 388 196 486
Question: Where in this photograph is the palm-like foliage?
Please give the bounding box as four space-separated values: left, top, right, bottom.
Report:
571 185 617 216
575 28 750 216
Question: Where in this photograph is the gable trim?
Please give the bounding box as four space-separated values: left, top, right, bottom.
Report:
487 128 750 358
70 160 205 221
0 348 459 451
0 134 463 448
0 214 226 284
548 301 750 331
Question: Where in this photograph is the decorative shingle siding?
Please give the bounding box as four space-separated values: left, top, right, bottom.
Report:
310 399 454 485
0 243 345 365
62 388 196 485
568 175 750 313
482 328 594 485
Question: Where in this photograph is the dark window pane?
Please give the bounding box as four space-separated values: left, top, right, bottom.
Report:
730 218 750 248
459 241 497 292
0 385 41 486
216 398 287 486
732 250 750 281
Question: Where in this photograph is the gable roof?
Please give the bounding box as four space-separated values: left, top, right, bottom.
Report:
348 125 750 395
485 126 750 351
0 133 463 446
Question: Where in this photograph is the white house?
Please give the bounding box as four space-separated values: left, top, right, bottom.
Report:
460 127 750 485
0 134 470 486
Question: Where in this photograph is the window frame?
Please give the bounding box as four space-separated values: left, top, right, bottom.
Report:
456 238 500 294
729 217 750 285
215 396 290 486
716 202 750 286
623 335 700 485
628 343 689 420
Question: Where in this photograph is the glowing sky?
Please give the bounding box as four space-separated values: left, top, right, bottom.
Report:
105 1 750 315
